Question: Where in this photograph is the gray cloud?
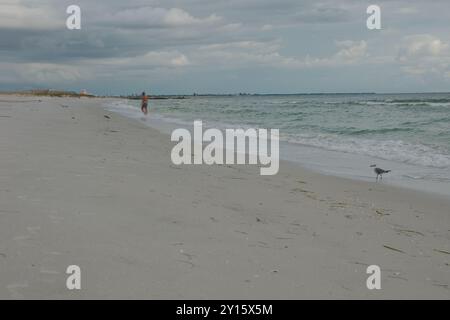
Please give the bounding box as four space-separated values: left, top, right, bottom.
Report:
0 0 449 94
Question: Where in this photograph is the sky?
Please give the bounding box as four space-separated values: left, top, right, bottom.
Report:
1 0 450 95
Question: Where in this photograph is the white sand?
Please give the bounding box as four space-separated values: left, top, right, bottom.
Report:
0 95 449 299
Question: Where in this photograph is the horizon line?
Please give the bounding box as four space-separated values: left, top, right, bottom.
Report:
2 89 450 97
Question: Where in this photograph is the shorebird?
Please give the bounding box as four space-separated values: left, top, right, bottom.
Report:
371 165 391 181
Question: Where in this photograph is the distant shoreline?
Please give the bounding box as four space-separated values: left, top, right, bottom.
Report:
2 90 450 99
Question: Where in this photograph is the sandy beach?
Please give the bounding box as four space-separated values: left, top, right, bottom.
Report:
0 95 449 299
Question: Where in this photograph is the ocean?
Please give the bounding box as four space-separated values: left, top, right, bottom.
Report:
103 93 450 196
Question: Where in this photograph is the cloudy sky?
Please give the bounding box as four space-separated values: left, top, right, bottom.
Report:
1 0 450 95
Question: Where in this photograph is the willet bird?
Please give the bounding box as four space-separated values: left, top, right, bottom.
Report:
371 165 391 181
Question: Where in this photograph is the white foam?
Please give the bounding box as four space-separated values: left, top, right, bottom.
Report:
284 133 450 169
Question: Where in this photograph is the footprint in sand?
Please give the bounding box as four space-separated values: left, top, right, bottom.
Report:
176 260 195 268
177 250 197 268
328 201 349 209
13 225 42 244
7 282 28 299
39 268 60 275
79 212 97 216
26 226 41 234
290 188 318 200
44 251 62 256
48 215 64 223
0 209 20 215
13 235 32 241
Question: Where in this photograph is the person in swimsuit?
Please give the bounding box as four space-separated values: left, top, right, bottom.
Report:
141 92 148 115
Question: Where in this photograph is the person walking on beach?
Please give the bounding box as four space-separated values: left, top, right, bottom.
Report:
141 92 148 115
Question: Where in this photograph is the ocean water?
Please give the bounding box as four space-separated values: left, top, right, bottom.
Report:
103 93 450 196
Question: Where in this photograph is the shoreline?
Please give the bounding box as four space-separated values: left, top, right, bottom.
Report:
1 95 449 299
104 98 450 199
